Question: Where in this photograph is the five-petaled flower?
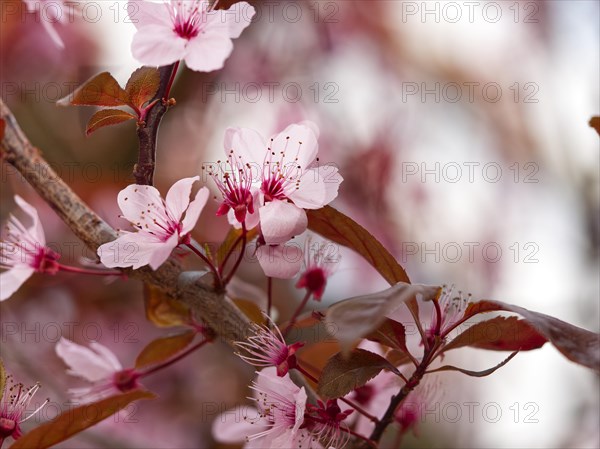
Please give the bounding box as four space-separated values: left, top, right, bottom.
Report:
0 374 48 441
212 367 312 448
234 318 304 377
208 122 343 278
0 195 60 301
130 0 255 72
55 337 140 404
97 176 209 270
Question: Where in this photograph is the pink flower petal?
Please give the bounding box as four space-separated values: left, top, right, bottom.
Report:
132 24 187 67
183 31 233 72
256 244 302 279
117 184 163 225
208 2 256 38
225 127 266 179
55 337 119 382
89 342 123 372
212 406 267 443
165 176 200 222
259 200 307 245
97 231 163 270
0 266 35 301
287 165 343 209
129 0 172 30
14 195 46 245
270 123 319 172
181 186 209 235
148 232 179 270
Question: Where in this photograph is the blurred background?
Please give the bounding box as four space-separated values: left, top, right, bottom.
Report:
1 0 599 447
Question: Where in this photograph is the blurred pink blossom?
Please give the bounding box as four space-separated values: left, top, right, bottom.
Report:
23 0 66 48
55 337 140 404
0 195 59 301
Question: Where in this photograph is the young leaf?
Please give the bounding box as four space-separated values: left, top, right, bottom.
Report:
57 72 129 107
427 350 519 377
325 282 440 354
442 316 546 353
135 330 196 369
125 67 160 110
458 300 600 371
366 318 410 354
317 348 398 399
9 390 155 449
144 283 191 328
307 206 410 285
86 109 136 136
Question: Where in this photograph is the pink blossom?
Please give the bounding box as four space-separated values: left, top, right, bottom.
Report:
393 379 439 438
97 177 209 270
234 318 304 376
130 0 255 72
212 367 310 448
212 122 342 278
255 241 303 279
0 195 60 301
23 0 66 48
55 338 140 404
0 374 47 441
304 399 353 449
296 238 339 300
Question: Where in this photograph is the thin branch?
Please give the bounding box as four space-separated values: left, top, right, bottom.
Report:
133 64 177 185
0 99 250 347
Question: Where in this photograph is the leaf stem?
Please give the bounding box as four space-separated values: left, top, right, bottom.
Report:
163 61 180 101
57 263 122 277
185 243 222 288
283 291 312 337
223 222 247 285
139 338 209 378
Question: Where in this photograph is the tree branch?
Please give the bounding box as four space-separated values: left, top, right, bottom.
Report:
0 99 250 347
133 64 176 185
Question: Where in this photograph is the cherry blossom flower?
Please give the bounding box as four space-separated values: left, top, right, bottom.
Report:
426 284 470 344
0 374 48 442
55 338 140 404
0 195 60 301
348 372 397 438
130 0 255 72
97 177 209 270
234 317 304 376
212 367 310 448
296 238 339 300
23 0 66 49
210 122 342 278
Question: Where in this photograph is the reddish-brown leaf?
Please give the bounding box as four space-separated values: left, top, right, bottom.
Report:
125 67 160 110
58 72 130 107
86 109 136 135
231 298 264 324
442 316 546 353
9 390 155 449
460 300 600 371
307 206 410 285
135 331 196 369
317 349 398 399
366 318 410 354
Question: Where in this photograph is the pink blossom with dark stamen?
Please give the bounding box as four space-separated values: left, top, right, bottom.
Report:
296 237 339 300
235 318 304 376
